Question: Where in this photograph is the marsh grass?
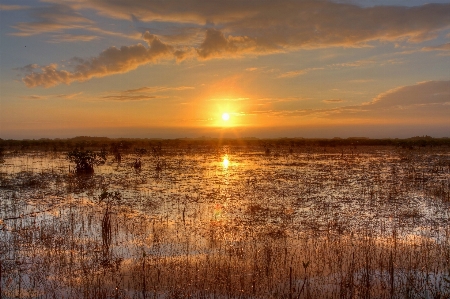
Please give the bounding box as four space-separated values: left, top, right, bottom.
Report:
0 145 449 298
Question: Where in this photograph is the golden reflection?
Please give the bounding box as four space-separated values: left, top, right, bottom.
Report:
222 155 229 169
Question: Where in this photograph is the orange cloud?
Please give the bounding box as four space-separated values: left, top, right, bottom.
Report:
323 99 345 103
20 93 83 100
335 81 450 120
49 34 98 43
10 4 93 37
101 95 158 102
22 34 173 87
0 4 29 11
278 68 324 78
99 85 195 101
197 28 259 59
422 42 450 52
369 80 450 108
121 86 194 93
247 81 450 121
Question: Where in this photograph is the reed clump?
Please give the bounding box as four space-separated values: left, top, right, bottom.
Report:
67 149 106 175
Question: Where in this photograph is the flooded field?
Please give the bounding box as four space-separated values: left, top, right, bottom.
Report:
0 143 449 298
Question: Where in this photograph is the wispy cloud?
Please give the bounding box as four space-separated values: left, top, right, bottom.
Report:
422 42 450 52
348 79 374 83
101 95 158 102
248 81 450 120
278 68 324 78
330 60 376 68
10 4 93 37
329 81 450 119
49 34 98 43
20 95 47 100
277 57 399 79
208 97 249 102
368 80 450 107
122 86 194 94
99 85 194 101
8 3 141 42
278 59 403 79
0 4 30 11
323 99 345 103
20 92 83 100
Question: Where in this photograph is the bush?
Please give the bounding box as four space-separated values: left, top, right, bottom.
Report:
67 150 106 174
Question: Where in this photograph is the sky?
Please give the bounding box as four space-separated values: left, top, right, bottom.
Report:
0 0 449 139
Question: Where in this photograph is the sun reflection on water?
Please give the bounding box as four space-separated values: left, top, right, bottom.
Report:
222 155 229 169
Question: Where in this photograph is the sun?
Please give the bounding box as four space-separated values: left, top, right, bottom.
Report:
222 113 230 121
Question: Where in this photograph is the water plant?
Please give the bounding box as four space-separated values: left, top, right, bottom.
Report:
98 190 122 264
67 149 106 174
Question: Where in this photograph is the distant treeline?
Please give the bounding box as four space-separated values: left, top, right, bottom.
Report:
0 135 449 152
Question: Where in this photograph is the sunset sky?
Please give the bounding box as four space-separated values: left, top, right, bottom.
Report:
1 0 449 139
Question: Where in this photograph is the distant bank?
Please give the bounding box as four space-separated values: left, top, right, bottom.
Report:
0 135 449 151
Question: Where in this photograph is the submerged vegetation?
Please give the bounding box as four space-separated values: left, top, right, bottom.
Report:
0 137 449 298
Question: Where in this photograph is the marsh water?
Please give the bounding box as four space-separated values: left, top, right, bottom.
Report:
0 145 449 298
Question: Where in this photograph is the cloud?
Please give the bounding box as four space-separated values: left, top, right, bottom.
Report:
142 25 205 44
16 64 39 73
369 80 450 108
196 28 260 59
12 1 450 46
100 85 194 101
22 33 173 87
330 60 376 68
49 34 98 43
422 42 450 52
277 58 397 79
73 1 450 47
54 92 84 99
248 80 450 121
278 67 324 78
349 79 374 83
274 56 407 82
18 1 450 86
10 4 93 37
121 86 194 93
20 92 83 100
322 81 450 119
327 80 450 119
0 5 29 11
20 95 47 100
323 99 345 103
8 3 141 42
208 97 249 102
101 95 158 102
24 0 447 57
